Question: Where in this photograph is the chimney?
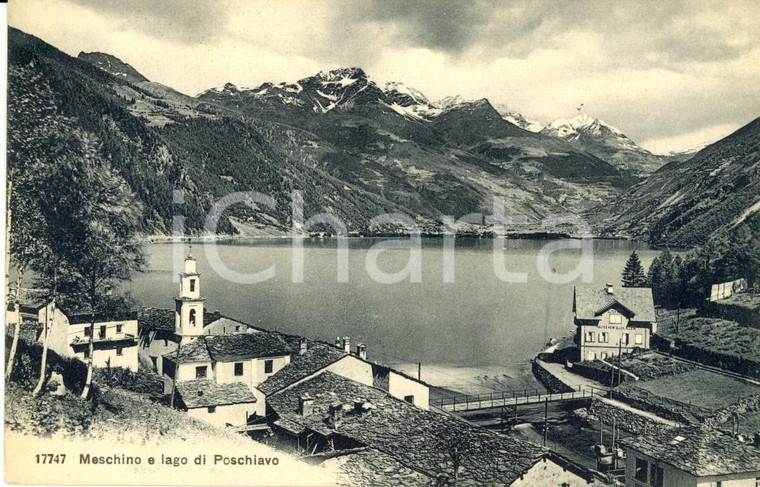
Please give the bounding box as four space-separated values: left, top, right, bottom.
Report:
334 336 341 348
298 393 313 416
754 433 760 448
356 343 367 360
342 336 351 353
328 401 343 427
299 337 308 356
605 283 614 295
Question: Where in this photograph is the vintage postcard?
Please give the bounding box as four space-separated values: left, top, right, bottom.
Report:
3 1 760 486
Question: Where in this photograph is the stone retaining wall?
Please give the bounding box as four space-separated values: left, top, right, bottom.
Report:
587 399 678 435
531 360 575 394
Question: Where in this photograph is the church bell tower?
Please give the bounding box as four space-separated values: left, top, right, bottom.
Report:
175 251 204 344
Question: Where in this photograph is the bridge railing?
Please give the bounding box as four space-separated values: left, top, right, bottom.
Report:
435 385 607 411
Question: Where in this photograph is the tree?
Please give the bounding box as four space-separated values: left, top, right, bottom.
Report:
6 64 72 386
50 133 145 400
648 249 683 308
621 251 648 287
6 64 144 398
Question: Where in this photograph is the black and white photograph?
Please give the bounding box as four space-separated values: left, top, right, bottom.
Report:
3 1 760 485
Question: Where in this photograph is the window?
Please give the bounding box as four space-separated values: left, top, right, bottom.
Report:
609 313 622 324
635 333 644 345
755 478 760 487
634 458 648 483
650 464 664 487
585 331 595 342
623 333 630 345
116 347 123 356
404 395 415 404
235 326 241 332
116 324 122 334
84 326 91 337
99 325 106 339
195 366 208 378
264 359 274 374
600 332 609 343
207 406 216 413
707 483 722 487
587 351 596 361
601 352 608 360
83 350 90 360
190 279 196 292
189 309 196 326
234 362 244 376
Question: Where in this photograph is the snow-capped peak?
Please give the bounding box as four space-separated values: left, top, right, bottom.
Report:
432 95 471 111
542 114 651 156
384 82 429 105
492 104 543 133
545 114 623 137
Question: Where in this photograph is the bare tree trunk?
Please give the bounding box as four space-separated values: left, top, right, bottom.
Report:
81 310 96 399
5 270 24 379
4 179 12 316
32 298 53 397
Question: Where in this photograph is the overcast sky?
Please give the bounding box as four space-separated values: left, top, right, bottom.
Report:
9 0 760 153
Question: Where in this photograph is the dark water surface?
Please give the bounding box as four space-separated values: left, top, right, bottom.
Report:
123 238 656 392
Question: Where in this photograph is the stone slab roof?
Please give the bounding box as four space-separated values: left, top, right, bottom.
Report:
174 379 257 409
621 425 760 477
258 341 347 396
68 310 138 324
268 371 546 486
163 333 293 364
137 307 175 331
574 286 656 323
138 307 224 332
322 448 435 487
164 337 212 364
204 333 292 361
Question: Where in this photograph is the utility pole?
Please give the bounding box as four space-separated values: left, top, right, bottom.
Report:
543 397 549 446
676 303 681 334
418 362 421 381
608 357 615 399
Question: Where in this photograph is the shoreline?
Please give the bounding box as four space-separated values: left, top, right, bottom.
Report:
141 232 636 244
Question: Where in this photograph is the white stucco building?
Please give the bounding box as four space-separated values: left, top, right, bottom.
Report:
37 302 139 372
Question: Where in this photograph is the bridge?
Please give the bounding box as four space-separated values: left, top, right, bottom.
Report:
434 385 607 413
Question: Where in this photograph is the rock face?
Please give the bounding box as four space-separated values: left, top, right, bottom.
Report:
542 114 666 177
77 52 149 84
599 117 760 246
10 27 636 237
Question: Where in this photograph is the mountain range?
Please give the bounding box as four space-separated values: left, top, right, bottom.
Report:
8 27 759 246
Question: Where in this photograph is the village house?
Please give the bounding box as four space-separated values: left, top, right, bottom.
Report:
152 252 430 428
137 254 266 375
257 338 430 410
265 371 592 486
162 332 293 422
153 253 293 426
620 426 760 487
573 284 657 362
35 302 139 372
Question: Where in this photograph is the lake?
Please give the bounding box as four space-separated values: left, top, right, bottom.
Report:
123 238 657 394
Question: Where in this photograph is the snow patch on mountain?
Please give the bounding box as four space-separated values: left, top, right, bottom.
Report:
492 104 543 132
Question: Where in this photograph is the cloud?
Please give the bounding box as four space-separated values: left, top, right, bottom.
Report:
65 0 229 44
640 123 740 154
8 0 760 152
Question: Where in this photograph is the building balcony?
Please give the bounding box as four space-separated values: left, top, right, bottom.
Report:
70 333 138 348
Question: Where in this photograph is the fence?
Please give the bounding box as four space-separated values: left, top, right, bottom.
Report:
435 385 606 411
